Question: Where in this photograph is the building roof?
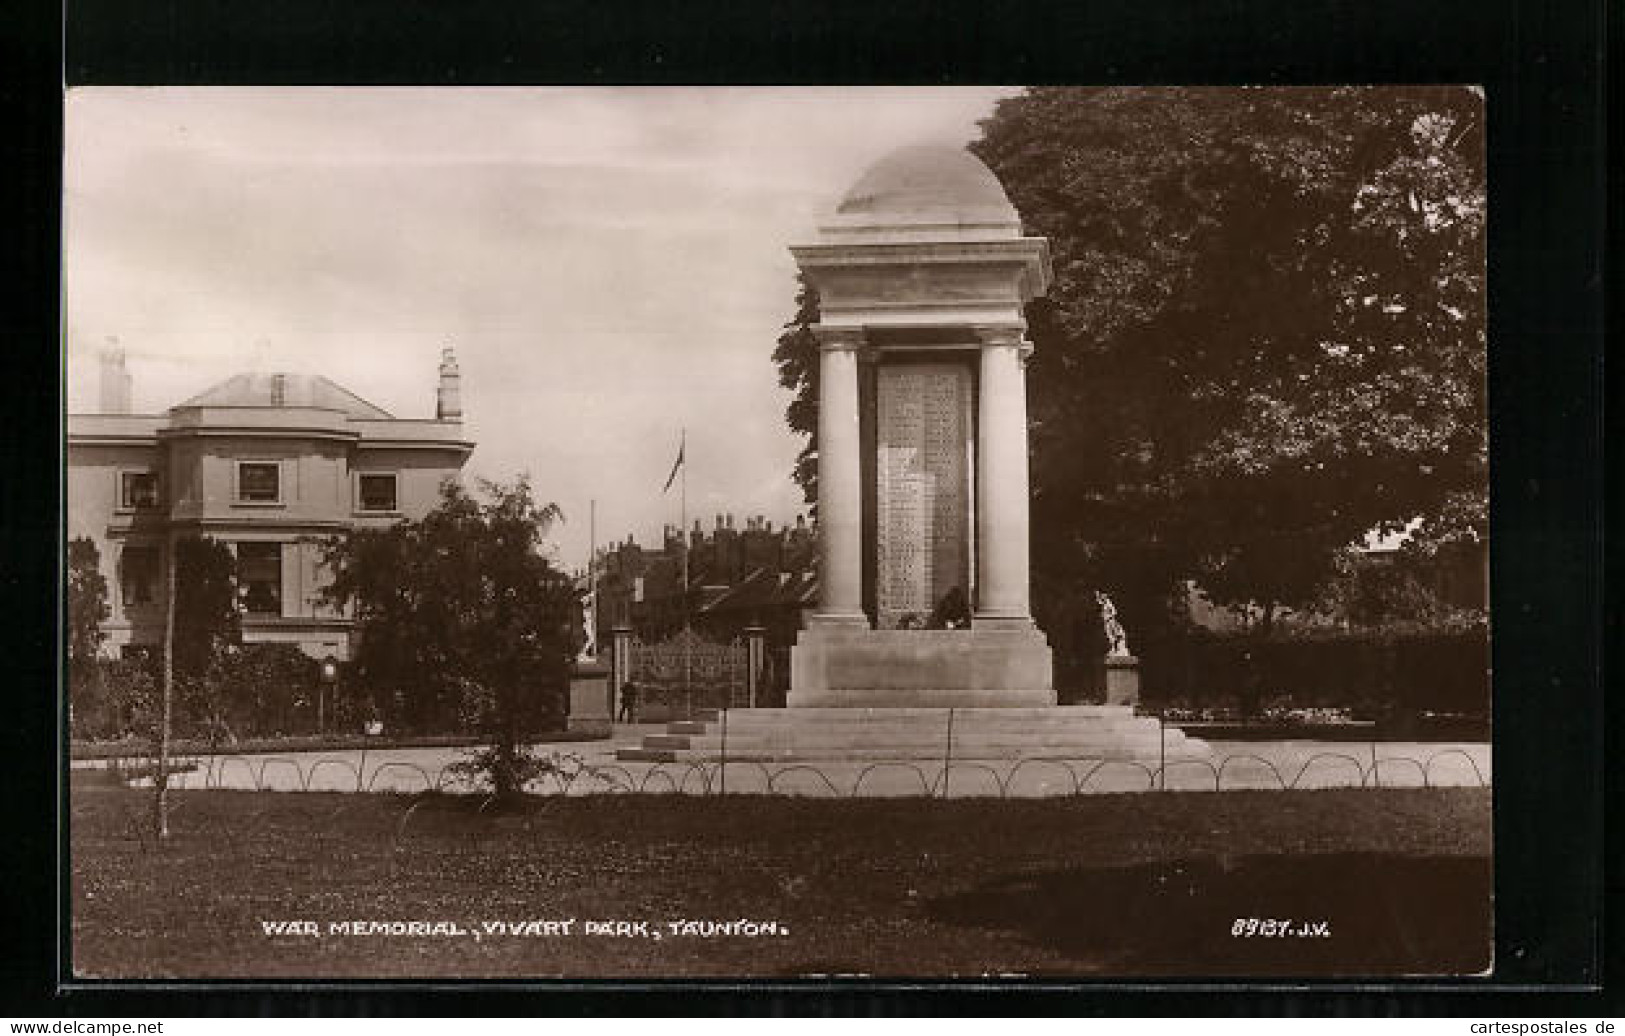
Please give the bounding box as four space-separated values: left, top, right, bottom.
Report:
175 373 394 419
700 565 819 616
835 145 1018 224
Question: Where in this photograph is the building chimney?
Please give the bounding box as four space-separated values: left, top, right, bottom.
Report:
436 345 462 420
98 341 133 414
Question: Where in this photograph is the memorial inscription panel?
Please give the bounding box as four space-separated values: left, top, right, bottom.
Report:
875 362 972 629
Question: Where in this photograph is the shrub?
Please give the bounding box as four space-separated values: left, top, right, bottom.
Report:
70 657 159 742
191 644 321 740
1139 624 1489 718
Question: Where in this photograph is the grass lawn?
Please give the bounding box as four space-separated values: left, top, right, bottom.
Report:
70 779 1491 980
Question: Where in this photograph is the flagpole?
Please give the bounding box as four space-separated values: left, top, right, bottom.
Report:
680 427 688 606
679 428 692 714
588 498 597 659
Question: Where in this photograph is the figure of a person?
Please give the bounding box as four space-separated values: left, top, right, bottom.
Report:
928 586 971 629
617 680 639 723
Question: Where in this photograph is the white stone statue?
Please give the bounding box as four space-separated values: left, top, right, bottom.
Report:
577 591 599 663
1095 590 1132 658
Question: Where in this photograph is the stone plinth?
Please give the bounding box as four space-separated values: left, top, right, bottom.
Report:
1104 655 1140 707
567 659 612 737
788 627 1054 708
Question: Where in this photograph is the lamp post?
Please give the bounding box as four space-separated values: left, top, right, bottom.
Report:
319 656 339 738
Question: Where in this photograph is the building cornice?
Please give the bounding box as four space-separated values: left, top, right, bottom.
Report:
157 426 362 444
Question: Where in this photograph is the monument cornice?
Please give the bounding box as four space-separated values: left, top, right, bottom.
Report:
813 325 868 351
793 237 1052 305
791 236 1049 269
970 324 1028 347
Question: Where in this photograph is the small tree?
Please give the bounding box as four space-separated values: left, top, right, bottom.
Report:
171 536 241 684
67 537 110 670
67 538 111 734
155 533 241 840
322 477 578 798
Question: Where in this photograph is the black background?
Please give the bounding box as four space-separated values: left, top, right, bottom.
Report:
2 0 1610 1016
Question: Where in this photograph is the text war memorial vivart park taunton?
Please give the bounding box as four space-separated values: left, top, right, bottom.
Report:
617 145 1206 765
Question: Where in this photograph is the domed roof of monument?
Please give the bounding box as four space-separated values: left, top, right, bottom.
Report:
835 144 1017 223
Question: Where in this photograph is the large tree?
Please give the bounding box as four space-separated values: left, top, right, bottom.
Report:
967 87 1487 637
320 477 578 797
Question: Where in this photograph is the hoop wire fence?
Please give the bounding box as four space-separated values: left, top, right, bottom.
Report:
89 712 1490 801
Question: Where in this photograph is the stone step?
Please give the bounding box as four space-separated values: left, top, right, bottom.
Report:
666 721 710 735
614 745 1210 765
614 748 683 763
698 723 1169 742
707 731 1205 749
719 706 1134 721
674 738 1179 756
616 706 1211 765
643 734 708 750
718 711 1154 726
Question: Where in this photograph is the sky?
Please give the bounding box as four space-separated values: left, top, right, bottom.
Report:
63 86 1021 569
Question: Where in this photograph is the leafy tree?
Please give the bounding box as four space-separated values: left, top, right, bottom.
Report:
155 533 242 838
67 538 111 733
771 274 822 509
321 477 578 797
1320 545 1488 633
67 537 110 671
170 535 242 682
965 87 1486 638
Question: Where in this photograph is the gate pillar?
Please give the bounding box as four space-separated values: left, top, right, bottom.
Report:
610 624 633 720
745 624 767 708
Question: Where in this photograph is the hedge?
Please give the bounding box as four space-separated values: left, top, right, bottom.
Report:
1134 625 1490 718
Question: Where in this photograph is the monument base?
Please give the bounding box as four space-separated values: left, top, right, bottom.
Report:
788 626 1055 708
1104 655 1141 706
566 659 613 738
615 705 1208 763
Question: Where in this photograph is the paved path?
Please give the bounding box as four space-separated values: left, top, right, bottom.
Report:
88 726 1490 797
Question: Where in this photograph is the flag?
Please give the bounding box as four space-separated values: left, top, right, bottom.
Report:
662 433 685 493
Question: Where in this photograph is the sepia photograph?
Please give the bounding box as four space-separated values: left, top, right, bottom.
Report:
63 85 1492 981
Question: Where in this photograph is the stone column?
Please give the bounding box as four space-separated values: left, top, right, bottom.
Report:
975 326 1035 626
811 326 868 627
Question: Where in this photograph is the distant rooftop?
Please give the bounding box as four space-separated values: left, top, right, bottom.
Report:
175 373 394 419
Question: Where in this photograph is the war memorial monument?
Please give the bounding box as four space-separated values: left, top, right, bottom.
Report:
627 145 1204 763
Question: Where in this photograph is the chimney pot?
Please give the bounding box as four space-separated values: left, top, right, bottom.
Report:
98 340 133 414
436 345 463 420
